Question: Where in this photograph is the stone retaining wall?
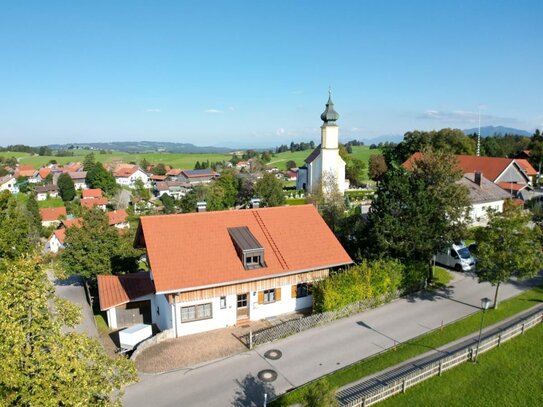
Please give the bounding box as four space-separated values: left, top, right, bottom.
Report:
130 328 175 360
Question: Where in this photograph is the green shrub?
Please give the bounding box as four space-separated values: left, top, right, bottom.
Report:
401 261 426 293
313 260 404 312
302 379 338 407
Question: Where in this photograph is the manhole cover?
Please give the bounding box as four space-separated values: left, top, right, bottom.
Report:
257 369 277 382
264 349 282 360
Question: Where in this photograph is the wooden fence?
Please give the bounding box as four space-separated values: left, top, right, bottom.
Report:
341 309 543 407
245 292 399 349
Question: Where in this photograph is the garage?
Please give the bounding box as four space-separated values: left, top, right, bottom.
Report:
116 300 152 327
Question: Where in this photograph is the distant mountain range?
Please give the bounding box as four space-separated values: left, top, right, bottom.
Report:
462 126 532 137
47 141 235 154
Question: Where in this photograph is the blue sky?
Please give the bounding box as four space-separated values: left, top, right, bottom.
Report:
1 1 542 147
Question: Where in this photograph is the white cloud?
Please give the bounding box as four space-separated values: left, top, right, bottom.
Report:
276 128 286 136
419 109 519 125
205 109 223 113
146 108 161 113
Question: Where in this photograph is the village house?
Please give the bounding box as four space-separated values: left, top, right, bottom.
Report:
44 217 82 254
178 168 218 185
39 206 67 227
114 165 150 188
154 180 191 200
459 172 511 226
97 205 352 334
69 171 88 190
165 168 183 181
107 209 130 229
15 165 37 179
81 197 108 210
35 184 59 201
0 174 18 194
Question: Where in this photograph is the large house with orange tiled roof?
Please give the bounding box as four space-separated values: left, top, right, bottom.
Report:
403 152 535 199
97 205 352 335
39 206 67 227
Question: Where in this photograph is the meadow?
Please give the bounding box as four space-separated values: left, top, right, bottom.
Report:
4 146 382 174
380 322 543 407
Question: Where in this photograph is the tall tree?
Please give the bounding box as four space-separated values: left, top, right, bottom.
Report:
25 194 42 238
254 172 285 207
0 256 137 406
368 154 388 184
83 152 96 171
474 207 542 309
215 171 239 208
57 172 76 201
345 158 367 187
86 162 118 195
364 150 470 283
60 210 124 281
307 172 346 234
0 192 34 259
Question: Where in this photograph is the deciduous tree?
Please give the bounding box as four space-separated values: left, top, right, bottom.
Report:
474 207 542 309
0 256 137 406
254 172 285 207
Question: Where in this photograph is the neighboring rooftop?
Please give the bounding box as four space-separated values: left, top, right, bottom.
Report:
39 207 67 222
459 173 511 204
97 273 155 310
82 188 103 199
107 209 128 226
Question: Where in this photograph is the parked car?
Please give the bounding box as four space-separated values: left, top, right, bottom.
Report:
435 242 476 272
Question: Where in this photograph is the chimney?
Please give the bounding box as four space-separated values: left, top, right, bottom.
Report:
250 198 261 209
474 171 482 186
196 201 207 212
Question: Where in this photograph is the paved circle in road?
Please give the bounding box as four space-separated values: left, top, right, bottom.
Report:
264 349 282 360
257 369 278 382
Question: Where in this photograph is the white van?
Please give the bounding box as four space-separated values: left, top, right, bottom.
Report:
435 242 476 272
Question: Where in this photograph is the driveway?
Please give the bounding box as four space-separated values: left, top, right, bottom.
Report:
123 273 541 407
52 273 99 338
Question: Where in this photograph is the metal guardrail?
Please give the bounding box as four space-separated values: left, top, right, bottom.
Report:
339 307 543 407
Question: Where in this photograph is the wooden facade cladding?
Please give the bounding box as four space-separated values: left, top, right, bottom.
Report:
166 269 329 304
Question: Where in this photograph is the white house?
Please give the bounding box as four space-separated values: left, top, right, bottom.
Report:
154 181 191 199
0 175 18 194
35 184 59 201
107 209 130 230
44 229 66 254
296 93 347 194
98 205 352 334
114 165 150 188
458 172 511 226
69 171 88 190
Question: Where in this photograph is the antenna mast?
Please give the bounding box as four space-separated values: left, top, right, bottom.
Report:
477 109 481 157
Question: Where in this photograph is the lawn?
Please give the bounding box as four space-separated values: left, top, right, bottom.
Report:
380 323 543 407
270 284 543 406
269 146 382 174
17 150 234 169
433 266 453 287
38 197 64 208
0 150 32 159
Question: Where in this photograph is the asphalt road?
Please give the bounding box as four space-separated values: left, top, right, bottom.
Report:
52 273 99 338
123 272 541 407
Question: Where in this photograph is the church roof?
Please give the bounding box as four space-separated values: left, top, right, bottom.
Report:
320 93 339 124
304 145 321 164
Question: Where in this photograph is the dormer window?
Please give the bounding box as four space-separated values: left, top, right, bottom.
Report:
228 226 266 270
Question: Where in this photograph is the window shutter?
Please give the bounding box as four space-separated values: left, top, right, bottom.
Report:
276 288 281 301
258 291 264 304
291 285 297 298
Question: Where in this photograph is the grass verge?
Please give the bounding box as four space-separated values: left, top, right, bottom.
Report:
379 323 543 406
432 266 453 287
270 284 543 406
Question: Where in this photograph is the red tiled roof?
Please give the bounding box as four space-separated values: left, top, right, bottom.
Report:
97 273 155 310
39 207 67 222
18 165 35 171
403 153 521 182
137 205 353 293
150 175 167 181
107 209 128 226
166 168 182 176
38 168 51 179
515 159 537 176
81 197 108 209
16 164 36 177
496 182 527 192
82 188 103 199
52 229 66 244
114 165 139 177
62 218 83 228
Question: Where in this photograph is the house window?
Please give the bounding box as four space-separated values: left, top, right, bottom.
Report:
296 283 312 298
237 294 248 308
263 289 276 304
246 255 261 268
180 303 212 322
220 296 227 309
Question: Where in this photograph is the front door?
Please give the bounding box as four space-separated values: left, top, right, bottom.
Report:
236 293 249 320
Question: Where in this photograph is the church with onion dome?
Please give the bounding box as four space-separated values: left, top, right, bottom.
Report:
296 92 348 194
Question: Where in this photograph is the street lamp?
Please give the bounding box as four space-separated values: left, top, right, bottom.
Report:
474 297 492 362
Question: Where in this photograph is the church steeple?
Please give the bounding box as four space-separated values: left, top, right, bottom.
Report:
320 89 339 125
